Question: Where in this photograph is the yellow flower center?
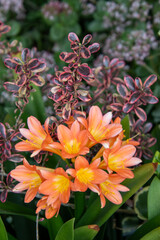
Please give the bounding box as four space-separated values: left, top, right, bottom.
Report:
108 155 125 170
24 173 42 189
54 175 70 193
76 168 94 184
64 139 81 154
90 125 110 142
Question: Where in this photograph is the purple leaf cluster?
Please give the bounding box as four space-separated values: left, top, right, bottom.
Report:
4 48 46 109
0 122 24 163
111 75 158 122
0 174 13 203
48 32 100 120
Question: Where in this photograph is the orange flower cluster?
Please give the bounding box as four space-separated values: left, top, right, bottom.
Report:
10 106 142 219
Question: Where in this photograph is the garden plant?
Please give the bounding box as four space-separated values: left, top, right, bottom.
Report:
0 1 160 240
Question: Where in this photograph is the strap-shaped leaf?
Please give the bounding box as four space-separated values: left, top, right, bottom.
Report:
141 227 160 240
76 163 156 227
74 225 99 240
148 176 160 220
55 218 75 240
0 217 8 240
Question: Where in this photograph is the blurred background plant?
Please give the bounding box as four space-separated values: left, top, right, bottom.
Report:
0 0 160 240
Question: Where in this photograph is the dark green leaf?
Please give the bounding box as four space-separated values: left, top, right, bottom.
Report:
121 115 130 140
134 186 149 220
141 227 160 240
0 217 8 240
55 218 75 240
74 225 99 240
76 163 156 227
148 176 160 220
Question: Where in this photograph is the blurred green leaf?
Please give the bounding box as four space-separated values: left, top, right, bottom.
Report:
6 21 21 36
148 176 160 220
0 217 8 240
141 227 160 240
134 186 149 220
23 84 46 123
122 217 140 237
55 218 75 240
50 24 65 41
121 115 130 140
76 163 156 227
74 225 99 240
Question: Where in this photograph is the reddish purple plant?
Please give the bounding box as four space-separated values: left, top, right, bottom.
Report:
48 32 100 120
0 21 11 37
131 120 157 159
111 75 158 122
0 122 24 163
4 48 46 109
0 174 13 203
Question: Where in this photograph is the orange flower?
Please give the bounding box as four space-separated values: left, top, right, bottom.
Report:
67 156 108 194
78 106 122 146
10 158 44 203
15 116 61 157
36 196 61 219
103 145 142 178
55 120 89 158
99 174 129 207
39 168 73 206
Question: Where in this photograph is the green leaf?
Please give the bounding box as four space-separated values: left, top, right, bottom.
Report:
148 176 160 220
128 213 160 240
6 21 21 36
55 218 75 240
23 84 46 123
134 186 149 220
47 215 64 240
121 115 130 140
0 201 47 228
0 217 8 240
141 227 160 240
0 201 35 217
152 151 160 178
74 225 99 240
76 163 156 227
75 192 85 221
